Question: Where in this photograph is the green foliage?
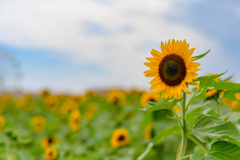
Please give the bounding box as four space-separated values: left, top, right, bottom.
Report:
199 80 240 91
139 99 180 112
194 70 227 81
192 116 240 145
190 141 240 160
153 125 181 145
192 49 211 61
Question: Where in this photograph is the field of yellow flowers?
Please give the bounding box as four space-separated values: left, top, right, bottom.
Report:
0 84 240 160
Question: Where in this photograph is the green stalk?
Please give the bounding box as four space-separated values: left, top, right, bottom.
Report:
178 92 187 160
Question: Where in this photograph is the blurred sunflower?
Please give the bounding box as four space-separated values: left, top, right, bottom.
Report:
107 90 126 105
110 128 130 148
61 100 78 115
0 93 12 103
144 123 153 140
44 95 59 111
144 39 200 99
235 93 240 100
40 136 59 149
140 92 159 107
85 90 95 99
84 102 98 120
0 115 5 132
31 116 46 132
221 98 239 110
72 95 85 104
69 110 81 131
206 73 219 98
173 105 181 114
44 148 57 160
128 89 143 96
18 94 33 110
196 73 220 98
41 89 50 98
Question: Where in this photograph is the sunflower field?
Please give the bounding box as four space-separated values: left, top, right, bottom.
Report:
1 39 240 160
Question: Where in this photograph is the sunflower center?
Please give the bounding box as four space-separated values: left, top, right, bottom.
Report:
118 135 125 141
48 138 53 144
113 97 119 105
159 54 186 86
166 63 178 76
148 98 155 102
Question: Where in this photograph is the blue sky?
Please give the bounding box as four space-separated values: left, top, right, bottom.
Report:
0 0 239 93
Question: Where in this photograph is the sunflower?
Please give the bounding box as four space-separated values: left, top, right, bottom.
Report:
41 89 50 98
106 90 126 105
221 98 239 110
173 105 181 114
84 102 98 120
44 148 57 160
31 115 46 132
144 123 153 140
44 95 59 111
40 136 59 149
61 100 78 115
196 73 219 98
140 92 159 107
205 73 220 98
68 110 81 131
235 93 240 100
0 115 5 132
144 39 200 99
110 128 130 148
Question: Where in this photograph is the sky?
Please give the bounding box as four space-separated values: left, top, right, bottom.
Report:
0 0 240 93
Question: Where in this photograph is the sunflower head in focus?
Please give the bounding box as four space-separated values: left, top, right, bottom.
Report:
31 115 46 132
144 39 200 99
44 148 58 160
40 136 59 149
106 90 126 106
110 128 130 148
140 92 159 107
68 110 81 131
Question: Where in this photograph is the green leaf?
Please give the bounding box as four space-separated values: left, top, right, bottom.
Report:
190 141 240 160
223 74 234 82
153 125 181 145
222 90 240 100
17 150 34 160
192 49 211 61
199 80 240 91
227 112 240 125
139 99 180 112
192 115 240 145
194 70 227 81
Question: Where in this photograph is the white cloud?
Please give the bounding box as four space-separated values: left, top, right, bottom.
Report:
0 0 220 92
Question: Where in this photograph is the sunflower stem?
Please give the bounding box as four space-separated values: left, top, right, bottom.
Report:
178 92 187 160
